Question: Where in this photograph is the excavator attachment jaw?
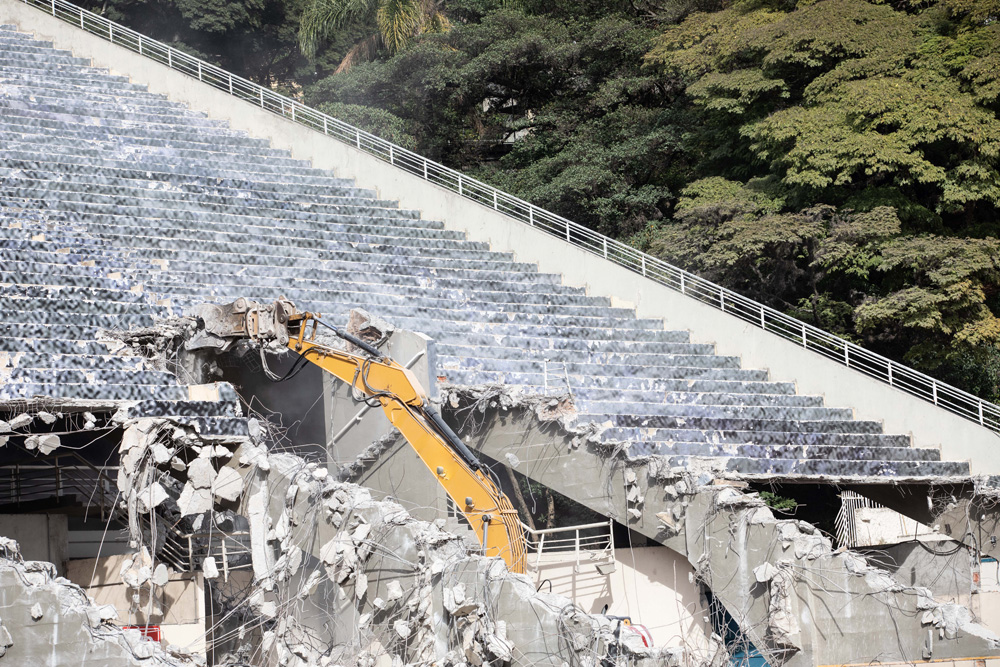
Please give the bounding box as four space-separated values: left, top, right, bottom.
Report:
186 298 304 350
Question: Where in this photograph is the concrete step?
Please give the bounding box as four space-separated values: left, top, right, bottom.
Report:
597 413 883 434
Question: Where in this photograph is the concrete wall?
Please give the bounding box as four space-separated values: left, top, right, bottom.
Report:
65 554 207 656
3 0 997 471
526 546 713 653
0 513 67 575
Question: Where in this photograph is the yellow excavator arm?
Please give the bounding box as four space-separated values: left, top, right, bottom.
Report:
192 298 526 574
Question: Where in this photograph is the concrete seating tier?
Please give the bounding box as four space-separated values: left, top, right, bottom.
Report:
0 25 966 479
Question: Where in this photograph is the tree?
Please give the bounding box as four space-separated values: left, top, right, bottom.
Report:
298 0 449 72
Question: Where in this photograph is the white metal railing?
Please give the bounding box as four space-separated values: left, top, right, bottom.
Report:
14 0 1000 433
521 520 614 573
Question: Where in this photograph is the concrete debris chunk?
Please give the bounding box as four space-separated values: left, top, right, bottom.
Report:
203 556 219 580
34 434 59 455
0 421 9 434
37 411 56 425
29 603 43 620
138 483 169 512
247 418 263 442
8 414 32 430
356 572 369 600
212 466 244 502
444 583 478 617
177 482 213 516
386 579 404 602
353 522 371 544
153 563 170 587
260 600 277 618
484 631 514 661
86 604 118 628
504 452 520 467
393 620 411 639
753 562 777 583
187 458 216 489
0 622 11 657
150 441 173 465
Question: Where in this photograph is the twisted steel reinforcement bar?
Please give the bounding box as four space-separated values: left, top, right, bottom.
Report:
15 0 1000 433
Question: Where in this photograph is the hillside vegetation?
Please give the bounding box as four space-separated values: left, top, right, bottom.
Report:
80 0 1000 399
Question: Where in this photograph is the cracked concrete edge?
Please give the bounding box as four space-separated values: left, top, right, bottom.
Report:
439 385 1000 667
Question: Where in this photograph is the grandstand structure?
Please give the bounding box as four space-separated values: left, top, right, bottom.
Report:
1 0 1000 665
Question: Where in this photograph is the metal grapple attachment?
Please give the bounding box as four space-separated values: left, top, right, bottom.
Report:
185 298 305 351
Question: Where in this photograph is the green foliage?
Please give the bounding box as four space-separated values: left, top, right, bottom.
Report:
314 101 417 148
759 491 798 512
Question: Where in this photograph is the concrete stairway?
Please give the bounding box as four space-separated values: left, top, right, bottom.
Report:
0 24 968 478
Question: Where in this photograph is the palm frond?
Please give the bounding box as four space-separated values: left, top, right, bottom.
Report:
299 0 377 57
375 0 424 53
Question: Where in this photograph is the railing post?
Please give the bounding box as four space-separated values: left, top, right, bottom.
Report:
167 48 172 69
844 341 849 367
566 222 570 242
291 104 295 122
51 0 55 15
458 175 463 196
720 291 725 312
680 273 685 294
138 34 142 55
536 533 545 569
493 190 498 211
888 363 893 386
575 530 581 573
228 73 233 94
197 61 202 81
802 323 807 347
108 23 112 41
80 10 84 28
603 238 608 259
323 117 328 135
356 128 361 148
423 159 428 181
760 305 766 330
259 87 264 109
641 255 646 277
529 207 534 227
980 400 985 426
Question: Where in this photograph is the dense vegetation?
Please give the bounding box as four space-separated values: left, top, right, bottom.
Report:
81 0 1000 399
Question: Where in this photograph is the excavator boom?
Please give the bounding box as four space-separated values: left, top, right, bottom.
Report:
191 298 526 573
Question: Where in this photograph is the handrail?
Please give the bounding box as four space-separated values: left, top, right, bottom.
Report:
14 0 1000 433
520 519 613 572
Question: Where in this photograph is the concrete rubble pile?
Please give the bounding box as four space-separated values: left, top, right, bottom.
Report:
116 416 684 667
0 538 199 666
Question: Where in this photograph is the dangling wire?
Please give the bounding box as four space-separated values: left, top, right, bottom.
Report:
260 346 311 383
